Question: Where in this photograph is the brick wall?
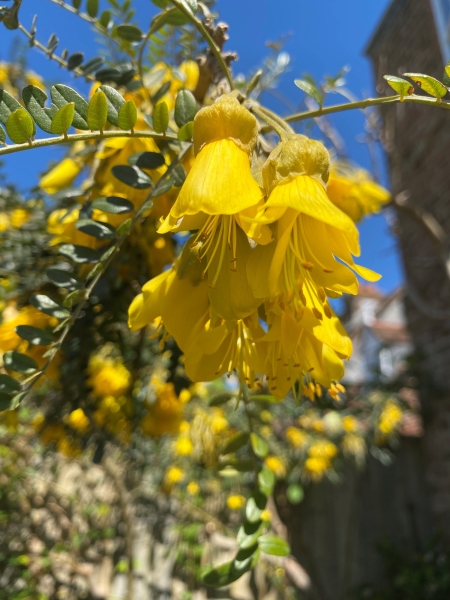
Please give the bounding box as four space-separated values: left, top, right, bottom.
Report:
367 0 450 535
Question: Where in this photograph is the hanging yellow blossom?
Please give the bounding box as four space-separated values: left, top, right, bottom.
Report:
40 158 83 194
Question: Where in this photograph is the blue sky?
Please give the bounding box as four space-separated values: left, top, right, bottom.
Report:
0 0 403 292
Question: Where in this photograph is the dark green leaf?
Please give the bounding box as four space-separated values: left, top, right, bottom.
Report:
115 24 143 41
174 89 197 127
0 374 21 394
72 0 82 9
67 52 84 71
0 123 5 145
51 103 75 134
134 152 166 170
15 326 53 346
246 491 267 523
116 218 132 236
403 73 447 99
6 108 35 144
152 178 173 197
99 84 125 126
220 431 249 455
51 84 89 130
59 244 100 263
237 520 264 549
250 433 269 459
81 56 105 76
112 165 152 189
117 99 137 130
63 289 87 307
383 75 414 97
294 79 324 106
10 392 28 410
171 164 186 187
0 393 12 411
91 196 133 214
208 391 234 406
152 81 171 105
219 458 254 472
87 90 108 130
0 89 22 126
46 267 82 289
177 121 193 141
76 219 116 239
202 547 259 588
86 0 99 18
3 351 38 375
258 466 275 497
258 535 290 557
98 10 113 29
30 295 70 319
286 483 304 505
95 67 122 84
47 33 59 54
22 85 54 133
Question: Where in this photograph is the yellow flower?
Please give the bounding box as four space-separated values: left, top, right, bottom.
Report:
260 410 273 423
47 207 104 248
0 212 10 232
342 433 366 467
308 439 338 460
57 436 82 458
165 466 184 484
141 382 185 437
40 158 82 194
342 415 358 433
186 481 200 496
159 94 269 321
227 494 246 510
175 436 194 456
327 162 390 222
87 355 131 398
379 400 403 435
10 209 30 228
261 509 272 522
264 455 286 478
304 456 330 481
66 408 90 433
286 426 308 449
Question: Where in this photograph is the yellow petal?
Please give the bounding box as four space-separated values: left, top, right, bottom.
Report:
40 158 81 194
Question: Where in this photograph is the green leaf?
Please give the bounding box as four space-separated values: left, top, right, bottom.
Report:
22 85 54 134
10 392 28 410
117 99 137 130
115 24 143 41
286 483 304 505
3 351 38 375
403 73 447 99
51 103 75 135
46 267 82 290
30 295 70 319
250 433 269 459
246 491 267 523
0 374 21 394
63 289 86 307
258 466 275 497
0 89 22 126
15 326 53 346
98 10 113 29
294 79 324 106
86 0 99 18
208 391 234 406
91 196 134 214
112 165 152 189
237 520 264 549
177 121 193 141
130 151 165 169
51 84 89 130
174 90 198 128
443 62 450 87
6 108 35 144
171 164 186 187
383 75 414 98
67 52 84 71
152 179 173 197
116 218 132 236
99 84 125 126
81 56 105 76
0 393 12 411
249 394 278 404
87 90 108 131
76 219 116 239
258 535 290 557
219 458 254 472
72 0 82 8
0 124 5 145
59 244 100 263
153 101 169 133
202 546 259 588
220 431 249 455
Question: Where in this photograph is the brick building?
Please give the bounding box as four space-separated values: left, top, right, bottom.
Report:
366 0 450 535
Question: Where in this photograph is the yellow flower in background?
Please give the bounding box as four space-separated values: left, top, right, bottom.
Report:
175 436 194 456
308 439 338 460
342 415 359 433
141 382 185 437
9 209 30 228
264 455 286 478
0 305 56 355
304 456 330 481
47 207 105 249
327 162 390 222
142 60 199 110
261 509 272 522
165 466 184 484
57 435 83 458
87 354 131 398
66 408 90 433
187 481 200 496
0 212 10 232
40 158 82 194
227 494 246 510
379 400 403 435
286 426 308 449
39 423 66 445
342 433 366 467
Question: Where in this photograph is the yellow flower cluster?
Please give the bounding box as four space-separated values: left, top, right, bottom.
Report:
0 208 30 231
141 382 187 437
378 399 403 435
303 439 338 481
129 94 384 400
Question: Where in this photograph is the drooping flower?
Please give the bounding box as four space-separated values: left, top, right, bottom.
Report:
327 162 390 222
40 158 83 194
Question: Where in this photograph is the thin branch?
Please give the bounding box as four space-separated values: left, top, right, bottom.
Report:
0 129 178 158
168 0 234 90
48 0 97 24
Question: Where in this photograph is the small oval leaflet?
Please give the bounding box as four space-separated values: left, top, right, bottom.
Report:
250 433 269 459
51 84 89 130
246 492 267 524
117 100 137 130
99 84 125 126
87 90 108 131
91 196 134 214
220 431 249 455
86 0 99 18
67 51 84 71
258 534 290 557
403 73 447 99
383 75 414 98
0 374 21 394
153 101 169 133
237 520 265 550
59 244 100 264
135 152 166 170
30 295 70 319
152 81 171 105
76 219 116 240
112 165 153 189
22 85 54 134
174 90 198 128
15 325 54 346
3 350 38 375
46 267 82 289
258 465 275 497
294 79 324 106
171 164 186 187
6 108 35 144
0 89 22 126
177 121 193 141
51 103 75 135
115 24 143 42
0 124 5 145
